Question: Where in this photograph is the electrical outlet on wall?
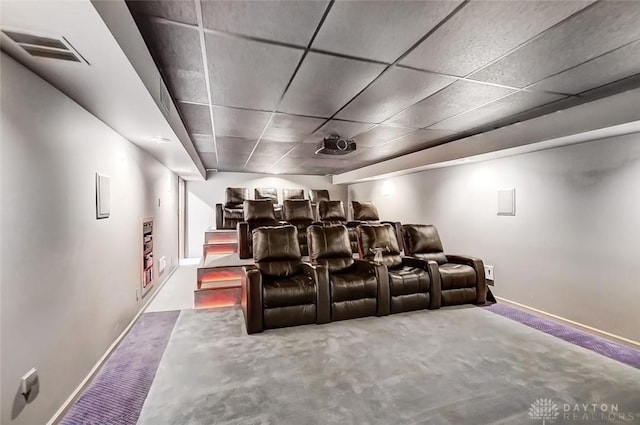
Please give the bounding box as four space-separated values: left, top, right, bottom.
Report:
485 265 494 283
21 368 38 396
159 256 166 274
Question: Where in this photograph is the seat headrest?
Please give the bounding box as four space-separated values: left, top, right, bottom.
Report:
283 188 304 200
307 225 354 273
310 189 330 203
254 188 278 204
252 225 301 262
244 200 276 222
319 200 346 221
225 187 248 207
357 223 402 268
402 224 447 264
283 199 313 221
352 201 380 221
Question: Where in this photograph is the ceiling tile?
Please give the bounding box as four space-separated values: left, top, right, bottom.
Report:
201 0 328 46
180 103 212 134
192 134 215 153
206 33 303 110
529 41 640 95
211 106 271 139
336 67 455 123
470 1 640 88
301 157 346 168
261 113 326 143
217 151 250 166
401 1 592 77
274 156 305 168
252 141 298 156
286 143 320 158
199 152 217 168
312 0 462 63
143 20 207 103
385 80 514 129
381 129 456 150
247 155 280 166
216 136 256 155
127 0 197 25
303 120 374 144
353 125 415 148
430 91 565 132
278 52 386 118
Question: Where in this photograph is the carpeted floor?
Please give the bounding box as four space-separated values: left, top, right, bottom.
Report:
60 310 179 425
137 306 640 425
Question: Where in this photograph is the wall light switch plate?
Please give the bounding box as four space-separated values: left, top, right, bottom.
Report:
485 265 494 282
21 368 38 395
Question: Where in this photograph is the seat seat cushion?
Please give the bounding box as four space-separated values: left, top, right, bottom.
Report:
330 269 377 302
439 263 476 290
388 267 430 296
263 274 315 308
224 207 243 219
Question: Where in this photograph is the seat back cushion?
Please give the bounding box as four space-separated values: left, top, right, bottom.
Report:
244 200 276 223
402 224 448 265
225 187 248 208
310 189 330 203
357 223 402 268
283 188 304 200
283 199 314 222
352 201 380 221
307 225 354 273
254 188 278 204
253 226 302 277
319 200 346 222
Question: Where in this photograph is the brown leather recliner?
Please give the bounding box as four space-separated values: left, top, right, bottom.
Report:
310 189 330 221
255 187 283 220
402 224 486 306
283 188 305 201
307 225 389 321
282 199 314 256
357 223 440 313
215 187 248 229
241 225 330 334
351 201 403 249
238 200 278 259
318 200 359 253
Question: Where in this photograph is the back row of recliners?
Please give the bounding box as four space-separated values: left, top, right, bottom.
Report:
237 199 400 259
242 223 487 334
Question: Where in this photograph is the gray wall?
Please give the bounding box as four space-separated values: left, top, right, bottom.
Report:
349 133 640 343
0 54 179 424
186 172 347 258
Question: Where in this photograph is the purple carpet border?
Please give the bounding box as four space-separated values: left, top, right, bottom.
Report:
484 303 640 370
59 310 180 425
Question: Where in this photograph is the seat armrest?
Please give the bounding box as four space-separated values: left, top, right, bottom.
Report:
301 263 330 324
447 254 486 304
237 222 251 259
353 259 390 316
401 257 441 309
241 266 263 334
215 204 223 229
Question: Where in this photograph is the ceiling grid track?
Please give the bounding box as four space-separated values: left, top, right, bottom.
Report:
194 0 218 162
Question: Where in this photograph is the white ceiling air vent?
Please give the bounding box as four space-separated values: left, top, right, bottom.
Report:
1 29 87 64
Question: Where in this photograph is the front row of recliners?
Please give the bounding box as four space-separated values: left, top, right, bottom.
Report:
241 223 486 334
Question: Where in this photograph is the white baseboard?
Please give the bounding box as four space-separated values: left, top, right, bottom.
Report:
495 296 640 349
47 265 179 425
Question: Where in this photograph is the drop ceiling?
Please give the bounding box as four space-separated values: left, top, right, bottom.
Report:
126 0 640 176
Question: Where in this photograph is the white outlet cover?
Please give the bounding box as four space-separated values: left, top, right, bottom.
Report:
21 368 38 394
497 188 516 216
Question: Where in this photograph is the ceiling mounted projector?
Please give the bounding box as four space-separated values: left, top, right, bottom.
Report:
315 135 356 155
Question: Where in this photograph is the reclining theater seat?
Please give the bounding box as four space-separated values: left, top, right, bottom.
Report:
241 225 330 334
283 188 305 201
351 201 403 249
307 225 389 321
357 223 441 314
402 224 486 306
283 199 314 256
310 189 330 221
215 187 248 229
318 200 359 253
238 200 278 259
254 187 283 220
